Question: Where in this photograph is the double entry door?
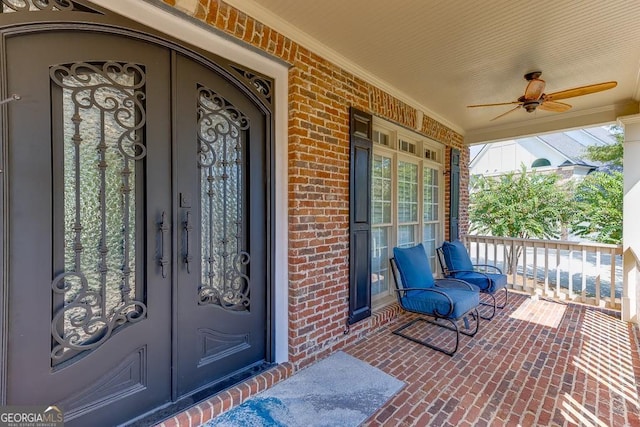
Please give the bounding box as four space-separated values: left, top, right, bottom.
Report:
3 31 268 426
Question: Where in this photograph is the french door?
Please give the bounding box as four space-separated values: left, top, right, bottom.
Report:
3 30 268 426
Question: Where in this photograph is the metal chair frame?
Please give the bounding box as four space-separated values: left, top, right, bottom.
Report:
390 258 480 356
436 245 508 320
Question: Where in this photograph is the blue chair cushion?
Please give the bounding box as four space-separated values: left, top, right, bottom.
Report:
454 272 508 293
441 240 474 272
393 244 435 289
401 288 479 319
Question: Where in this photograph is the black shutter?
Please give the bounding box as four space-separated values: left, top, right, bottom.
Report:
449 148 460 240
348 107 372 325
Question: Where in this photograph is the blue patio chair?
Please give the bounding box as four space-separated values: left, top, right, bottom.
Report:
437 239 508 320
390 244 480 356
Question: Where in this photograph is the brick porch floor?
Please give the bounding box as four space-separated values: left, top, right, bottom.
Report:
159 292 640 426
351 292 640 426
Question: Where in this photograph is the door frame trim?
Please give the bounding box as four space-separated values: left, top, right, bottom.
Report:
0 0 289 405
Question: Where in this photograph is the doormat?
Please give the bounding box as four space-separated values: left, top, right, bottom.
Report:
206 351 404 427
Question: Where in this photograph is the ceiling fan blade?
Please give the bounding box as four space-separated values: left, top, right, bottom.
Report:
538 100 572 112
545 81 617 101
467 101 521 108
524 78 545 100
490 105 521 121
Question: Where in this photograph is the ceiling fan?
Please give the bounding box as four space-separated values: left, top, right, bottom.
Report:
468 71 617 121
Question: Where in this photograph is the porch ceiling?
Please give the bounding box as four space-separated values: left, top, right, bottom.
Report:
225 0 640 143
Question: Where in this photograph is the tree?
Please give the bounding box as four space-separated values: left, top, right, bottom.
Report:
571 125 623 244
584 125 623 167
570 171 622 244
469 165 575 272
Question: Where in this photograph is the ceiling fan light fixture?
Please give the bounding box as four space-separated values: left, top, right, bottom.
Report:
523 100 540 112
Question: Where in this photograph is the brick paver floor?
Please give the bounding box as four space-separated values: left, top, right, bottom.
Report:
348 292 640 426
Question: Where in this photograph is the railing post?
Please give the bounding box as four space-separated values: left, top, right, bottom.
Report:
619 114 640 322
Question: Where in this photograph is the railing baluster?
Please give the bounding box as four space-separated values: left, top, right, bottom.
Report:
483 240 488 266
581 248 587 302
595 248 601 307
555 244 561 299
511 239 517 288
568 247 574 299
610 248 616 308
531 242 538 294
522 241 528 292
544 243 549 297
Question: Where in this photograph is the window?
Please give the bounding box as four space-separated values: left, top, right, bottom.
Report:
397 160 418 247
422 167 439 270
370 120 444 307
373 130 390 147
371 154 392 298
531 158 551 168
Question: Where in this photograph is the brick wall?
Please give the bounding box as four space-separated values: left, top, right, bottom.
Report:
165 0 469 369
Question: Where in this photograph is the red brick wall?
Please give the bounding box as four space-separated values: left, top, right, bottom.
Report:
163 0 469 369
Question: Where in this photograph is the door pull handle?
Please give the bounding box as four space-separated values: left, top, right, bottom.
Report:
184 211 193 274
0 94 21 106
157 211 169 278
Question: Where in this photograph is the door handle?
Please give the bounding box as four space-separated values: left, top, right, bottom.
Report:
184 211 193 274
157 211 169 278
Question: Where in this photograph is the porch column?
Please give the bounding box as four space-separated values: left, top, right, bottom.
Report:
618 114 640 323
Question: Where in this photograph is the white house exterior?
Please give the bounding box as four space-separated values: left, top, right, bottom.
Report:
470 126 617 179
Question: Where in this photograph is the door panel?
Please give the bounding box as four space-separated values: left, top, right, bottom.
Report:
5 32 172 425
174 55 267 397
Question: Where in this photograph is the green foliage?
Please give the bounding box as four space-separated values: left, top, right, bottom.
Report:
570 171 622 244
469 165 575 240
584 126 623 167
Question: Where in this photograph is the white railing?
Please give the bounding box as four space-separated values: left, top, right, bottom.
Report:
463 235 623 310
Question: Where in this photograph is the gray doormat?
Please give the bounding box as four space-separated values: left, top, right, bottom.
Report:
206 351 404 427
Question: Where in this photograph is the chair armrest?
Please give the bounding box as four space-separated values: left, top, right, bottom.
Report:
447 269 490 278
394 287 454 317
434 278 480 292
394 287 439 293
472 264 503 274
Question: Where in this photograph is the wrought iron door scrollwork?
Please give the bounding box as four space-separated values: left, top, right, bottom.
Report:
199 251 251 310
1 0 75 12
49 60 147 363
50 62 147 160
196 85 251 311
51 272 146 360
230 65 272 105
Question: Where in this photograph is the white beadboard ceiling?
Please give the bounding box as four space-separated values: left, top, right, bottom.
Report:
224 0 640 143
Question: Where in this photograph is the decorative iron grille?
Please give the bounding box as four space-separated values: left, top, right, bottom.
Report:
231 65 272 105
197 85 251 311
49 62 147 363
2 0 75 12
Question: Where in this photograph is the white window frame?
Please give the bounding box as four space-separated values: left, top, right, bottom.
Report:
370 118 445 308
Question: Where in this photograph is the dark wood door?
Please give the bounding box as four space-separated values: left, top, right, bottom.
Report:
4 32 173 426
3 33 268 425
174 54 267 397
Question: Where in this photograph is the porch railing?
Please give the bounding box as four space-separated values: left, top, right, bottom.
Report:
463 235 623 310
